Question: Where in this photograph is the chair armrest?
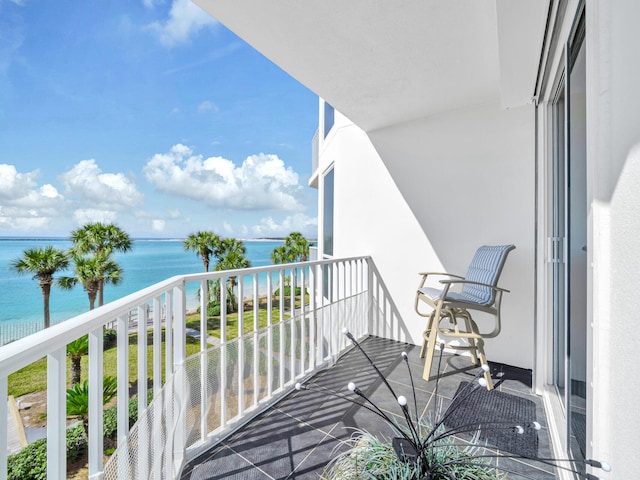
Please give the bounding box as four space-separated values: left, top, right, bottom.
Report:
417 272 464 278
439 278 510 293
417 272 464 289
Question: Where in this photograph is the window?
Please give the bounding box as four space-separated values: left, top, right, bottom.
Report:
323 102 335 138
323 168 334 256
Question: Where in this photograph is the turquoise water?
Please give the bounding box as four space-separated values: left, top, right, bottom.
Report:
0 238 283 329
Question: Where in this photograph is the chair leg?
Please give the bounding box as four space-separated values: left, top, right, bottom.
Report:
419 311 435 358
460 312 479 366
422 306 445 381
474 337 493 390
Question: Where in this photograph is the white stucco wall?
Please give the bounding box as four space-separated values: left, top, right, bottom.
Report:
319 102 535 370
588 1 640 476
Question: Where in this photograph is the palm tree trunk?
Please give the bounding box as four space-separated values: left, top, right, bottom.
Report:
89 292 97 310
98 278 105 306
71 357 82 385
42 283 51 329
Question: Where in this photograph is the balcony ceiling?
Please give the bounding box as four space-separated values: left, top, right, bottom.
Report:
195 0 548 132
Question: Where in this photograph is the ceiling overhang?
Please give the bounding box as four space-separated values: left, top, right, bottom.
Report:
195 0 548 131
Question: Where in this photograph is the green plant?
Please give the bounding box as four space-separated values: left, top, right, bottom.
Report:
67 376 118 433
103 389 154 445
7 425 87 480
66 335 89 386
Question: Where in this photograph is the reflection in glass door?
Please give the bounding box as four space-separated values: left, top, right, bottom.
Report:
567 24 587 464
552 11 587 466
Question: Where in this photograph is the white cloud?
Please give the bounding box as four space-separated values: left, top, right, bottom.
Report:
72 209 118 225
60 159 143 210
250 214 317 238
152 219 166 232
198 100 218 113
0 164 67 231
144 144 305 211
148 0 217 47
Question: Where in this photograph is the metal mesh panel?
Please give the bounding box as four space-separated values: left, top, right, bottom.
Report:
104 290 372 479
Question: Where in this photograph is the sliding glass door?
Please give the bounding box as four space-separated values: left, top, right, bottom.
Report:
551 10 587 466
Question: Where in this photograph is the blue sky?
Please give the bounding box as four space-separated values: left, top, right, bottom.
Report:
0 0 319 239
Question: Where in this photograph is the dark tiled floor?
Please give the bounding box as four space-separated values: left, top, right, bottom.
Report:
181 336 554 479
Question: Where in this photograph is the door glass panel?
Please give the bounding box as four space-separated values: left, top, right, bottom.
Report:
568 34 587 464
552 84 566 401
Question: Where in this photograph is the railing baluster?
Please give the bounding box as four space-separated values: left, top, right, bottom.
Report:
252 273 259 406
116 314 129 479
137 305 149 479
267 272 273 397
279 268 285 389
220 277 227 428
237 275 245 417
89 325 104 477
0 375 7 477
153 297 162 395
290 268 296 380
47 347 66 480
200 279 209 442
172 284 186 475
300 266 307 374
309 264 316 368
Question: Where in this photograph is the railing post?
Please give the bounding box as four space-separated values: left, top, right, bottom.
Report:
89 325 104 479
47 347 66 480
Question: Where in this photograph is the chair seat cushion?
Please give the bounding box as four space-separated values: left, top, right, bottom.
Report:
417 286 491 307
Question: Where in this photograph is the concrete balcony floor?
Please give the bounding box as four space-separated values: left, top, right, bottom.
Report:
181 336 554 479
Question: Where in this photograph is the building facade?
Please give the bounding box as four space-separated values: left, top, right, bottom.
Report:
197 1 638 477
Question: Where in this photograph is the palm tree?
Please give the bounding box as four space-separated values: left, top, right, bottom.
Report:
184 231 221 272
270 244 293 265
284 232 310 262
59 253 122 310
214 238 251 312
67 335 89 386
10 246 70 328
70 222 132 306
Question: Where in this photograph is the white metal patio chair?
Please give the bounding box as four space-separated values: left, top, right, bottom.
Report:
414 244 515 389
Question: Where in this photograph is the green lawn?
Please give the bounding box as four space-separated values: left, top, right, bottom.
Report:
8 332 200 397
8 293 308 397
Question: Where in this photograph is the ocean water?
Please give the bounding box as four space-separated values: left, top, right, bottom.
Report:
0 238 283 330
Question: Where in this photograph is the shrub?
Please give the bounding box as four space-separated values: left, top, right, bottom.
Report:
7 425 87 480
104 389 154 439
274 286 303 296
103 328 117 348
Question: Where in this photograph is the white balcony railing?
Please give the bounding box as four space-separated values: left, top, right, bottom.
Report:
0 256 409 479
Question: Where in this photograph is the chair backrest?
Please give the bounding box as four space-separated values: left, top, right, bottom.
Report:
461 245 515 306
